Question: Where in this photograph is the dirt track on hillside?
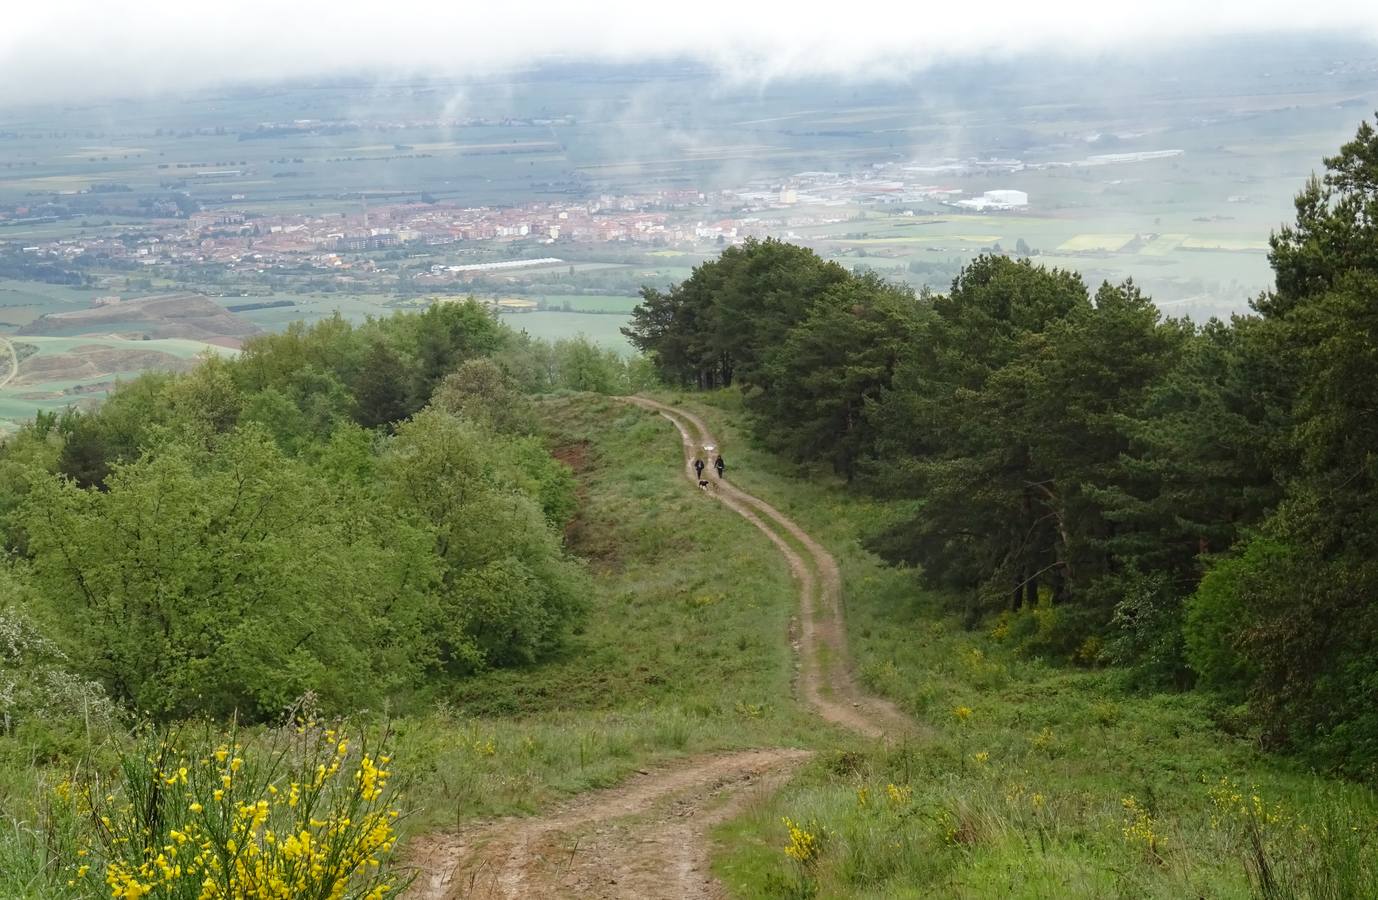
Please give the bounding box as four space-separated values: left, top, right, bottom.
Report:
407 398 910 899
627 397 911 738
407 748 808 900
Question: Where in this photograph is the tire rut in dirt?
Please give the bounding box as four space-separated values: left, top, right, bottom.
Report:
406 749 809 899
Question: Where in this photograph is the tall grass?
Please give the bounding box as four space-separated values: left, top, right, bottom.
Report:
372 394 833 834
680 391 1378 899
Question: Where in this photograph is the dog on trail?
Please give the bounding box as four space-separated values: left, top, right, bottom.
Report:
698 479 712 491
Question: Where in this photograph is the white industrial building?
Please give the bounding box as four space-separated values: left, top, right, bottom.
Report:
955 189 1029 211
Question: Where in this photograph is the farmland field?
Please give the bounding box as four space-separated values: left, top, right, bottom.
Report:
525 294 641 313
0 334 235 432
0 40 1376 415
1057 233 1136 252
505 311 634 353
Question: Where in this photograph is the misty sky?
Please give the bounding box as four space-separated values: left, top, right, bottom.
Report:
3 0 1378 105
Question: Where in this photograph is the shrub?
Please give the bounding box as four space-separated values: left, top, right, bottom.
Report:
54 721 411 900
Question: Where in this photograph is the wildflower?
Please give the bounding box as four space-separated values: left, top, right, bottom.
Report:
972 751 990 765
781 817 821 865
1122 795 1165 857
886 783 912 807
953 706 973 723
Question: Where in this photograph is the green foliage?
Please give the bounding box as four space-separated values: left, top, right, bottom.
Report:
0 583 115 755
430 358 537 435
52 723 410 900
1184 541 1273 696
1183 115 1378 769
378 410 585 672
0 299 590 725
625 114 1378 771
624 238 847 389
864 260 1185 631
21 427 438 721
752 273 925 478
1106 569 1190 689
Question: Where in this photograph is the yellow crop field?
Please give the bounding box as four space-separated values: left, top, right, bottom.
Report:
1139 233 1189 255
1057 233 1135 252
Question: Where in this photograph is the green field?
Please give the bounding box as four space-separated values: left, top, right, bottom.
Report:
0 335 235 432
505 310 634 354
528 293 641 313
0 279 99 326
1057 233 1136 252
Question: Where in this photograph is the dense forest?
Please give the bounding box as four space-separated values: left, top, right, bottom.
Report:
626 116 1378 775
0 306 650 732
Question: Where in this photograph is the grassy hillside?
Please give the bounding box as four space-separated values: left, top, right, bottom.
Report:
3 390 1374 897
376 394 834 834
668 390 1378 899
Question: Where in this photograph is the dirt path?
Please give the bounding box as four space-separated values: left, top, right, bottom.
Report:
626 397 911 739
407 749 808 900
407 397 910 898
0 336 17 390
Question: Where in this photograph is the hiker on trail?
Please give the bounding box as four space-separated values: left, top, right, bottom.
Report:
693 457 705 479
713 455 725 479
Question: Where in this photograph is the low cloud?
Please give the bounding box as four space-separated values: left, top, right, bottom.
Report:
3 0 1378 105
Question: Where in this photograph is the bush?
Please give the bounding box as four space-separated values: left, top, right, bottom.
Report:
1105 569 1191 689
53 721 411 900
0 586 116 755
1184 538 1277 695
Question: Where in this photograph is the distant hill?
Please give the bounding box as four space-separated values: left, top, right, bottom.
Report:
18 293 260 345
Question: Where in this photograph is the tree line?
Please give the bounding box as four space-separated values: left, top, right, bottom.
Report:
0 302 646 729
626 117 1378 774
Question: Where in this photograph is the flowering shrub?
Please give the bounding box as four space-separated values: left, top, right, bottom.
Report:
1121 795 1165 861
781 816 823 866
54 723 410 900
0 590 115 745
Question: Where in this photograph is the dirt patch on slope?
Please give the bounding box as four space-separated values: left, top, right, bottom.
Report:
625 397 913 739
13 348 198 386
19 292 259 342
407 398 913 899
407 749 809 900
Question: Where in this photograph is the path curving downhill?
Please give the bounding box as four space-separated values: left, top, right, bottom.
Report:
0 335 18 390
407 397 909 899
625 397 911 739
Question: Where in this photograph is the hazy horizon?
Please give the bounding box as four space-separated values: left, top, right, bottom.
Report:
4 1 1378 107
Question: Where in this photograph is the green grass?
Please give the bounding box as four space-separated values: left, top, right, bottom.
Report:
0 391 826 890
5 389 1375 897
527 294 641 313
387 394 831 834
504 311 634 354
664 389 1378 899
